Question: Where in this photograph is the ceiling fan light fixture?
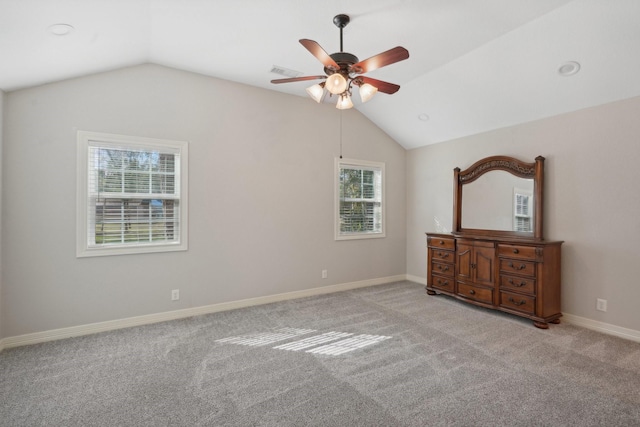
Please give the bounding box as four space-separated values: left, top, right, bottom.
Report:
359 83 378 103
306 82 325 103
270 15 409 108
336 94 353 110
326 73 347 95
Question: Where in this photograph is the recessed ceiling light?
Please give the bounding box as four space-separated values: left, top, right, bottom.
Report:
418 113 430 122
49 23 74 36
558 61 580 76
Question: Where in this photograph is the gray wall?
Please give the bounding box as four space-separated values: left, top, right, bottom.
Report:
0 89 4 339
1 64 407 338
406 95 640 332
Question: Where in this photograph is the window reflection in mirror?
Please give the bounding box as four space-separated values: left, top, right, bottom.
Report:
461 170 534 232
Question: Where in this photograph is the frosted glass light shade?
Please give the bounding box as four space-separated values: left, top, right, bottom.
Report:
326 73 347 94
359 83 378 103
336 94 353 110
305 83 325 103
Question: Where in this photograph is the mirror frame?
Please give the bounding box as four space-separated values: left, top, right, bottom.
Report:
453 155 545 240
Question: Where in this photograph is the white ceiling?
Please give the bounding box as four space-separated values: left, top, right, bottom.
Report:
1 0 639 149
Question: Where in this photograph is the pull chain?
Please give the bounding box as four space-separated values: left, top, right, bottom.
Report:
339 111 343 159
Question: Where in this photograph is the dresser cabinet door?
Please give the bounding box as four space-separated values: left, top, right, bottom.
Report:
456 241 495 287
474 246 495 287
456 242 473 281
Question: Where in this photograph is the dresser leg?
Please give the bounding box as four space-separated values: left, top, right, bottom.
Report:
533 321 549 329
426 288 437 295
550 318 561 324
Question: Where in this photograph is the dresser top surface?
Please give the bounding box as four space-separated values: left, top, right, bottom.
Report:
426 232 563 246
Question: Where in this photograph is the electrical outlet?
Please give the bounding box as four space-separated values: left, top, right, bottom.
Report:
171 289 180 301
596 298 607 312
321 269 328 279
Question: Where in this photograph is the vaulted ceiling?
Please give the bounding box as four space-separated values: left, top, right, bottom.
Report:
2 0 639 149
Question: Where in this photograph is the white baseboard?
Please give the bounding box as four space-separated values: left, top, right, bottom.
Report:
0 275 408 351
406 274 426 285
562 313 640 343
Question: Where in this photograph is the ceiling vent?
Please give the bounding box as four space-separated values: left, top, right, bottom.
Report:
270 65 302 78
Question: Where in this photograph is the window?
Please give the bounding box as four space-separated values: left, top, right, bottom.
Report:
335 158 385 240
77 131 188 257
513 188 532 232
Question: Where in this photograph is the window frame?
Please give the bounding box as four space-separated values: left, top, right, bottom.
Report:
76 131 189 257
334 158 386 241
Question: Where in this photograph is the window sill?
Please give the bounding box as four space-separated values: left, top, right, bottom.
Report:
77 242 188 258
335 232 386 241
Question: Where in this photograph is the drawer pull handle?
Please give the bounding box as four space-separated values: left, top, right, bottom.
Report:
508 278 527 287
439 240 444 245
469 289 476 295
438 252 450 259
508 297 526 306
507 262 526 270
437 279 449 287
513 249 519 254
438 265 449 272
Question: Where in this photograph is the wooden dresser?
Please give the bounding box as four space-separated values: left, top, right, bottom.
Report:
426 233 562 328
427 155 563 328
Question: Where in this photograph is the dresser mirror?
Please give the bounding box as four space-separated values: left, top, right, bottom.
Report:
453 155 544 240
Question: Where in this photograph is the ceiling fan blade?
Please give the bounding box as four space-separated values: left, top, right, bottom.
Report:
358 76 400 94
350 46 409 74
299 39 339 71
271 75 327 84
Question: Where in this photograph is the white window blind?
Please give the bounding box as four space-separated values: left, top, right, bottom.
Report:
77 132 188 257
335 158 385 240
514 190 532 232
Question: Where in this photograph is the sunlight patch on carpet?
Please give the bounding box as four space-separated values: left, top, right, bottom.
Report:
273 331 353 351
306 334 392 355
215 327 316 346
217 328 391 356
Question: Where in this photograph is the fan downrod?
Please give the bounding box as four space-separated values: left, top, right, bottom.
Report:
326 15 358 76
332 14 351 56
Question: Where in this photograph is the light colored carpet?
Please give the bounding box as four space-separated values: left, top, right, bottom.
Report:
1 281 640 426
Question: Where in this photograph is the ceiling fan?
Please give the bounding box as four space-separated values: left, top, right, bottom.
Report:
271 14 409 109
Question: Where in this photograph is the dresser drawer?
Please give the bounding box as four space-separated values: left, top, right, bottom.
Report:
428 236 455 250
431 260 454 277
497 244 539 261
500 292 535 315
431 275 454 292
499 274 535 295
499 259 536 277
457 282 493 305
431 249 454 263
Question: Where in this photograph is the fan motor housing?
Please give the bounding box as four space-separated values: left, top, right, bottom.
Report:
325 52 359 75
